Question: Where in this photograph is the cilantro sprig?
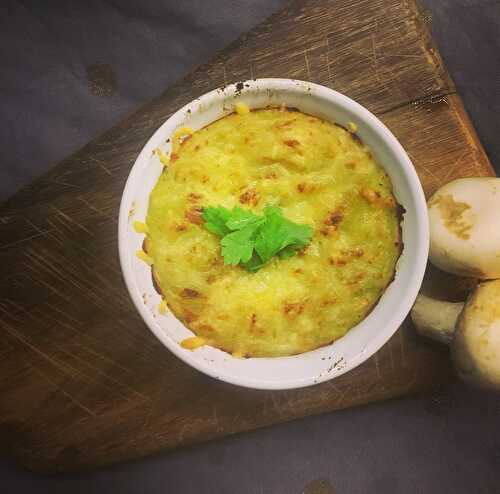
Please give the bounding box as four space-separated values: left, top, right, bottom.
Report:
202 206 313 272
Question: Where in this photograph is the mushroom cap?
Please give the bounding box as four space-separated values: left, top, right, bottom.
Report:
428 177 500 279
452 279 500 389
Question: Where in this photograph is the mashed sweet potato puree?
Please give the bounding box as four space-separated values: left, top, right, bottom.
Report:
144 107 402 357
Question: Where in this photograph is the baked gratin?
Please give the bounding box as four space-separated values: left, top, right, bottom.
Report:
136 105 402 357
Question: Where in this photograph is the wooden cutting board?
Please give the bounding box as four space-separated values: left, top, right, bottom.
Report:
0 0 495 473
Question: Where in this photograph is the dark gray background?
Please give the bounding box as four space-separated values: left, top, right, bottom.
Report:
1 0 499 492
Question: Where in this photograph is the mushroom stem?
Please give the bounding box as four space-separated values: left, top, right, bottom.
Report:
411 294 464 344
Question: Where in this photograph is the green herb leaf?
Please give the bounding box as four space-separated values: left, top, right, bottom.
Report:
225 207 264 231
240 252 265 272
254 213 289 263
280 219 313 248
263 205 283 218
202 205 313 271
255 210 313 263
277 244 300 260
220 223 260 265
202 207 232 236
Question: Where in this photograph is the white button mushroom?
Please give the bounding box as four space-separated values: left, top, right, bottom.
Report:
428 177 500 279
412 280 500 389
412 176 500 389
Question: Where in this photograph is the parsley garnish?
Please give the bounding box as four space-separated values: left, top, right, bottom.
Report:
202 206 313 272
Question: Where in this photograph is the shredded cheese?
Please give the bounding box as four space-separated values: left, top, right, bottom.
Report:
136 250 154 265
235 102 250 115
171 127 194 154
348 121 358 133
154 147 170 167
181 336 206 350
133 221 149 234
158 299 169 315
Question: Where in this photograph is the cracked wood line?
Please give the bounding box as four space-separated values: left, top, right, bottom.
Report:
0 0 494 473
77 196 118 225
22 250 115 316
0 319 103 416
48 339 149 403
41 306 138 377
51 205 94 236
87 156 113 176
4 322 126 403
30 367 97 418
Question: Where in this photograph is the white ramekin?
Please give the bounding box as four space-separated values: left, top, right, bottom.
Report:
118 79 429 390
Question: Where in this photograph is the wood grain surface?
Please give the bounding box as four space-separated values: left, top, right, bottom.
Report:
0 0 495 473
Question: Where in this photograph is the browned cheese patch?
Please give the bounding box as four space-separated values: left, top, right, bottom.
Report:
185 207 204 224
239 188 260 205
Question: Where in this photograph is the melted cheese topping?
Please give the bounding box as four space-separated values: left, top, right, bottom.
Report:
145 109 401 357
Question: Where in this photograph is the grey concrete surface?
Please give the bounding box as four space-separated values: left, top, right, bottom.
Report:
0 1 499 493
0 0 284 202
